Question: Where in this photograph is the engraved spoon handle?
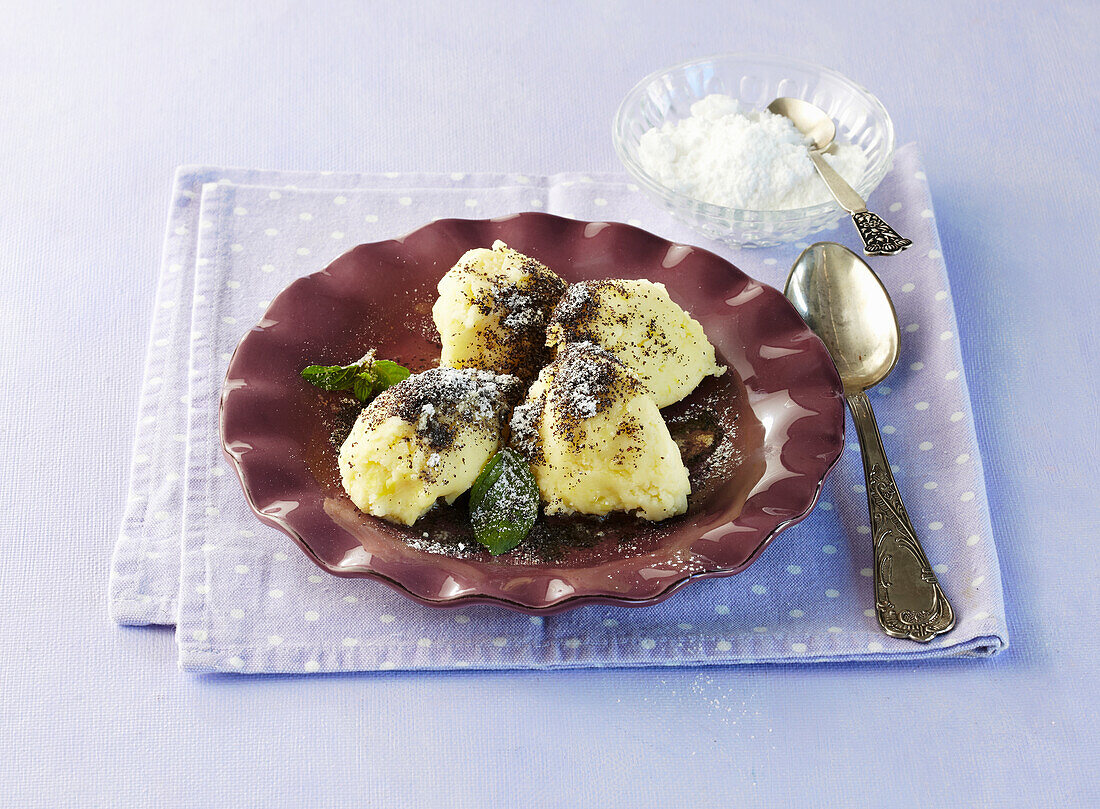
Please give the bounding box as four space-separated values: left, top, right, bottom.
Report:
846 390 955 642
808 152 912 256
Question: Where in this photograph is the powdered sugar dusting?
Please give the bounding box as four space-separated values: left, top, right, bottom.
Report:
553 282 592 323
360 366 523 454
508 396 544 463
637 94 869 210
554 341 636 420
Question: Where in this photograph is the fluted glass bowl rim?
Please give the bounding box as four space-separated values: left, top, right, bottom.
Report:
612 52 897 225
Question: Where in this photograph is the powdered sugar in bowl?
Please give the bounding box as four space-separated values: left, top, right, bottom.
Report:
613 54 895 247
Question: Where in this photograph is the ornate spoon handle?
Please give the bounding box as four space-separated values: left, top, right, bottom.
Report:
808 152 912 256
851 212 913 257
847 390 955 642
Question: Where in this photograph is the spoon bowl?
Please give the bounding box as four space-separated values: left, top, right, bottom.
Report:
784 242 900 394
766 97 837 152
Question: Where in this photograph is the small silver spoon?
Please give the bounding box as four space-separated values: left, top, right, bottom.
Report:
768 97 912 257
785 242 954 642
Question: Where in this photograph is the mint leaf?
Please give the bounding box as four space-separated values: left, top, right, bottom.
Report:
469 449 539 556
352 373 378 402
301 352 411 403
373 360 411 388
469 451 508 507
301 363 360 391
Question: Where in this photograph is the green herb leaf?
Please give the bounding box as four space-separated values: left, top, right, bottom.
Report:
469 449 539 556
469 451 508 507
301 352 411 403
301 363 360 391
352 373 378 402
373 359 412 388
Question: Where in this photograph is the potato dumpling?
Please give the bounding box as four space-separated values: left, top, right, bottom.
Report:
339 367 522 526
509 342 689 521
546 278 725 408
432 240 567 380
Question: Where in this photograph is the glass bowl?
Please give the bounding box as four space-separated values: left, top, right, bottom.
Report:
613 53 895 248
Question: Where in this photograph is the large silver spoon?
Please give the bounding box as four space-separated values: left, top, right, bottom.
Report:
785 242 954 642
767 97 912 257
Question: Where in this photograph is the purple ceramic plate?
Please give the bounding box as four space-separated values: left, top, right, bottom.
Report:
221 213 844 612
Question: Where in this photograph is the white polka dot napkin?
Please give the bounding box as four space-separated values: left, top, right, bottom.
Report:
110 147 1008 672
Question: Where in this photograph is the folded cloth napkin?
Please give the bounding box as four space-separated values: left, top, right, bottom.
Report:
110 146 1008 673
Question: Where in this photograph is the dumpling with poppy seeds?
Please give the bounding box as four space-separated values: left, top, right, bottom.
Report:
508 342 689 521
546 278 725 408
432 241 567 381
339 367 523 525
